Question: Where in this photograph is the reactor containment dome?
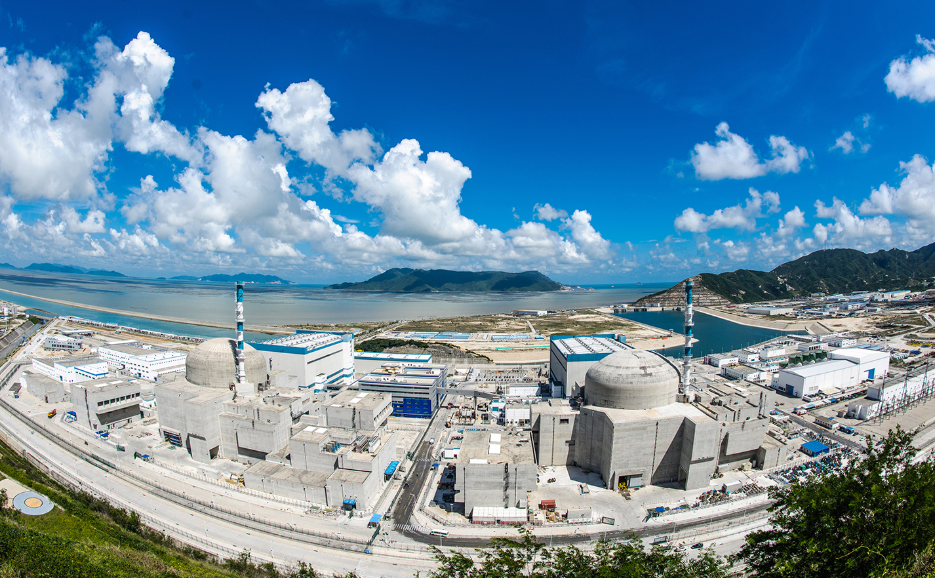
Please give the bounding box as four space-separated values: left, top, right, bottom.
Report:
185 338 266 388
583 349 679 410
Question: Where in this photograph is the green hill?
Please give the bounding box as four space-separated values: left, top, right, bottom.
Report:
328 268 563 292
636 242 935 305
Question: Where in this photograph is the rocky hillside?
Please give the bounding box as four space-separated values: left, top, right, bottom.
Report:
634 275 732 307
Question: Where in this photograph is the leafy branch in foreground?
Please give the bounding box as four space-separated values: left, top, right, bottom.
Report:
738 426 935 578
429 527 730 578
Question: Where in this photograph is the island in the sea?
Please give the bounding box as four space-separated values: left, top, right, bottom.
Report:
328 268 563 292
170 273 294 284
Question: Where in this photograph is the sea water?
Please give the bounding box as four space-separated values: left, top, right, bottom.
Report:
0 270 670 340
615 309 801 357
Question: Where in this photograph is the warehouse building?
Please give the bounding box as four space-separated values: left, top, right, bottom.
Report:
549 334 629 398
357 363 446 418
746 306 794 316
722 364 768 383
830 347 890 381
250 331 355 390
97 343 187 381
771 360 860 398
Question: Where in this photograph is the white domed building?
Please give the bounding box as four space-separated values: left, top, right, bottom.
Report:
184 338 267 389
533 346 782 491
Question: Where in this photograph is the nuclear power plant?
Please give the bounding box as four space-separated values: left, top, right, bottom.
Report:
153 282 396 510
4 268 913 568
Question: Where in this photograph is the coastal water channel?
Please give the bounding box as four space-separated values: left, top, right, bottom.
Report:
615 309 802 357
0 270 669 340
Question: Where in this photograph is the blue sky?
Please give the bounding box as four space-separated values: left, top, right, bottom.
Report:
1 1 934 284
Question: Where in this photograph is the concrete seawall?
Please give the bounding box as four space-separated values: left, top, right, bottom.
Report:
695 306 810 332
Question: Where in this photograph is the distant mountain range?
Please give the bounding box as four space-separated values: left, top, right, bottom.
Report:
169 273 294 284
636 242 935 306
328 268 563 292
9 263 128 277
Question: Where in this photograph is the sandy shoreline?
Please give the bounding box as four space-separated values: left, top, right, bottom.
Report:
0 287 290 335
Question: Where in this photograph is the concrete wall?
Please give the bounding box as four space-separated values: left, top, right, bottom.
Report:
531 408 576 466
324 394 392 430
155 383 231 463
326 470 381 510
574 407 719 491
22 373 66 404
455 462 537 514
243 463 330 505
678 417 718 490
720 419 769 457
219 403 292 463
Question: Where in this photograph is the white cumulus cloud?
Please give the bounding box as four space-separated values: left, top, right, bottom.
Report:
885 35 935 103
534 203 567 221
690 122 809 180
674 188 780 233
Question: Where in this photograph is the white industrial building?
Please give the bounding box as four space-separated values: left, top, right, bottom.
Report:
97 343 187 381
357 363 447 418
746 306 794 316
796 342 829 353
353 351 432 375
823 337 857 348
549 334 629 398
771 360 860 398
847 365 935 420
250 331 355 389
722 364 768 383
43 335 83 351
705 353 739 368
31 356 108 383
830 348 890 381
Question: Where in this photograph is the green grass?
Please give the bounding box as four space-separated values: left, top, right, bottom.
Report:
0 437 341 578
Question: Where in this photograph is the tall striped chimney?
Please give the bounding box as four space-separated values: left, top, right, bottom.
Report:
235 282 246 386
681 279 693 392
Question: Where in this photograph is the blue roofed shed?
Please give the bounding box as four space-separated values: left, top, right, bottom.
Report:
800 440 830 457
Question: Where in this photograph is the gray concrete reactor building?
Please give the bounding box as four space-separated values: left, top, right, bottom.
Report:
532 348 779 491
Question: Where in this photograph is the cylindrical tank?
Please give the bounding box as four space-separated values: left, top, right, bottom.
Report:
584 350 680 410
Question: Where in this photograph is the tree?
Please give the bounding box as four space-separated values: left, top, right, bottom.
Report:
738 427 935 578
429 528 730 578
